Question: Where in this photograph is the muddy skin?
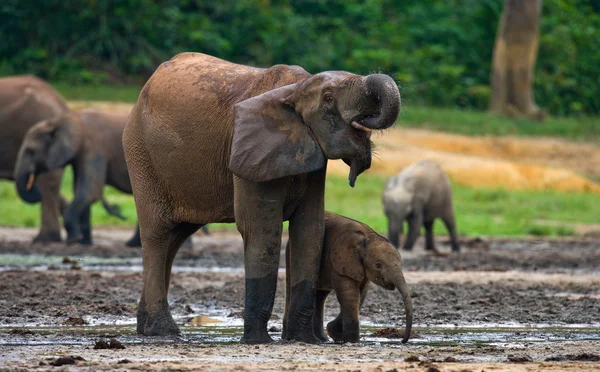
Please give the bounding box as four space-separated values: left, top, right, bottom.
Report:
242 273 278 344
136 299 180 337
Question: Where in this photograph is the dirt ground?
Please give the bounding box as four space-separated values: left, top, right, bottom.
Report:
0 228 599 371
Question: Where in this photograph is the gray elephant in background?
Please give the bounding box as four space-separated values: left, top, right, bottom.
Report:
382 160 460 253
0 75 69 243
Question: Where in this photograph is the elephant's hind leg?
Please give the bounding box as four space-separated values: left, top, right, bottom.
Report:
137 222 198 336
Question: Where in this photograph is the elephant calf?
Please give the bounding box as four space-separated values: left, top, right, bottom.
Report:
14 109 143 246
284 212 413 344
383 159 460 252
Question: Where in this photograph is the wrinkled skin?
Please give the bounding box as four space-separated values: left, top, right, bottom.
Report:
122 53 400 344
13 110 149 246
283 212 412 344
0 75 69 243
383 160 460 253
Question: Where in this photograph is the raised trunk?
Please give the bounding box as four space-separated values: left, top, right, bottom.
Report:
393 272 413 344
361 74 401 130
15 168 41 204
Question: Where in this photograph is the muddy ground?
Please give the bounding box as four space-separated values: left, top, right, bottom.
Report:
0 227 599 371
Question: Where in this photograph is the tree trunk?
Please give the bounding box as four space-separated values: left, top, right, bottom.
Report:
490 0 545 121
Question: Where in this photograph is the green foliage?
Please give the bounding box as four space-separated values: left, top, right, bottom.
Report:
1 0 600 114
0 171 597 237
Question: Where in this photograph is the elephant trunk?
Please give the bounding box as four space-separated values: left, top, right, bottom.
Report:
361 74 401 130
393 271 413 343
14 162 41 204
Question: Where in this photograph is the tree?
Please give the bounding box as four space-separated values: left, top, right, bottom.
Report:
489 0 545 120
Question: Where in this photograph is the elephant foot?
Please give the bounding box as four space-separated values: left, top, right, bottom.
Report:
241 328 274 344
66 234 84 245
137 299 181 336
326 319 344 343
125 235 141 247
314 328 329 343
33 230 62 244
79 237 93 245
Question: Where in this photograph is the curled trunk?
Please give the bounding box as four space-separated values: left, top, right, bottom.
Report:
361 74 401 130
15 169 41 204
393 271 413 343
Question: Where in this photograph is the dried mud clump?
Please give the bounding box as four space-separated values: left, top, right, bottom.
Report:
48 356 85 366
546 353 600 362
62 316 88 326
94 338 126 350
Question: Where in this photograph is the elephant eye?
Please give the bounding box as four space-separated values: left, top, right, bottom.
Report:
323 92 333 102
375 262 382 269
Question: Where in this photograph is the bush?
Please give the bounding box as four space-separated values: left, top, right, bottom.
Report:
1 0 599 114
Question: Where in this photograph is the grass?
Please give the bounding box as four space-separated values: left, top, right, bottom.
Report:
1 171 598 237
53 82 600 141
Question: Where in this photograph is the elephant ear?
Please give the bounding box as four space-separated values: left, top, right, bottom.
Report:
46 115 77 170
229 84 326 182
330 229 366 282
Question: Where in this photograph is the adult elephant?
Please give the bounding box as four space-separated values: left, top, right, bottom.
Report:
13 109 184 247
123 52 400 344
0 75 69 243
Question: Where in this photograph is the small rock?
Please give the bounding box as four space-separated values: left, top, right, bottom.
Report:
62 257 77 264
118 359 132 364
185 305 194 313
94 338 126 350
48 356 85 366
404 355 420 362
38 361 46 366
443 356 458 362
62 316 87 326
268 326 281 333
508 354 532 363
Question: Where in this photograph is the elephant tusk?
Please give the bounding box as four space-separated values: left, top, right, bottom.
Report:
351 121 372 133
26 173 35 191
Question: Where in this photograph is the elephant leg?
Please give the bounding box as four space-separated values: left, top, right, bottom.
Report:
387 217 403 250
64 198 92 245
423 220 436 252
326 313 344 343
137 222 197 336
402 209 423 251
334 279 361 343
234 178 286 344
165 223 200 291
79 205 92 245
285 172 326 344
125 223 142 247
359 282 369 309
313 290 330 342
443 215 461 252
282 240 292 341
34 170 64 243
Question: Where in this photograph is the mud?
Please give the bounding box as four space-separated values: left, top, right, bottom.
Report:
0 228 598 371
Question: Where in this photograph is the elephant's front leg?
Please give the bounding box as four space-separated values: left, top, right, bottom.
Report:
234 178 286 344
403 209 423 251
34 169 64 243
79 206 92 245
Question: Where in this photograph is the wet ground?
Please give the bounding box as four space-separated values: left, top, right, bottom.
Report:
0 227 599 371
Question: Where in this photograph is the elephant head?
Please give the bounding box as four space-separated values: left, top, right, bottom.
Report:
14 112 82 203
328 215 413 343
229 72 400 187
383 183 414 248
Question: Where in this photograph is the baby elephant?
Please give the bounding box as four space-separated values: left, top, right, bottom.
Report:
383 159 460 253
283 212 413 344
14 109 143 246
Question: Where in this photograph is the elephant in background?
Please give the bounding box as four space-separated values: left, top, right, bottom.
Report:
283 212 413 344
13 109 163 247
123 52 400 343
383 159 460 253
0 75 69 243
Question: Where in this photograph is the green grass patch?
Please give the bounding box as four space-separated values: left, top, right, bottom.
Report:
1 171 597 237
51 82 600 140
52 82 142 103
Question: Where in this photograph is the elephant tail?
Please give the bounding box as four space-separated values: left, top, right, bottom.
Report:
101 197 127 221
